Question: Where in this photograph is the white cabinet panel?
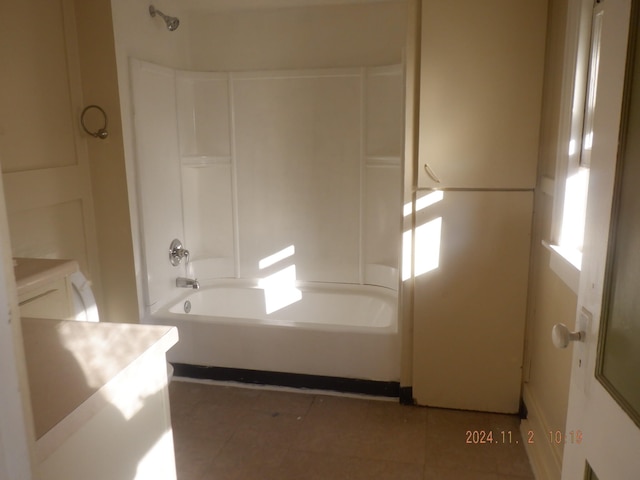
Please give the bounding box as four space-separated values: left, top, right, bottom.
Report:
412 191 532 412
418 0 547 189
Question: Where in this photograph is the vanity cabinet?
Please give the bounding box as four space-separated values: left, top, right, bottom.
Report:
17 277 73 320
22 318 179 480
14 258 77 320
417 0 547 189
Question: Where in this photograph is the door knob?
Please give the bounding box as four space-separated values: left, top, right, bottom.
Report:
552 323 584 349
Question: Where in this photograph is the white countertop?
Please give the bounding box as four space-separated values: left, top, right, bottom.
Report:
22 318 178 441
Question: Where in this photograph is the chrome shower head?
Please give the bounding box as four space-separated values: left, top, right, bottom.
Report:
149 5 180 31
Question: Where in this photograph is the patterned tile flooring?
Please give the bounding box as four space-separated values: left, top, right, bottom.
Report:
169 380 535 480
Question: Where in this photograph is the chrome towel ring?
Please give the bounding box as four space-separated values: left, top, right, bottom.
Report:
80 105 109 139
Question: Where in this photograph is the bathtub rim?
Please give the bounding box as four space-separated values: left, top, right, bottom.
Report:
148 278 399 335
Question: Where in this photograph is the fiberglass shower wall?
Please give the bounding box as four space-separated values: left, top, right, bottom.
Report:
179 66 403 286
131 3 407 307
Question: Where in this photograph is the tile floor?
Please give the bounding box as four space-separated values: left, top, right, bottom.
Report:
169 379 535 480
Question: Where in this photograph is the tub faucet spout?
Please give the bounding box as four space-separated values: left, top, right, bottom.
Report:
176 277 199 289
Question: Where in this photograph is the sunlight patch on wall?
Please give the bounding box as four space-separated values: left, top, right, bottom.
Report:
258 245 301 314
403 190 444 217
258 264 302 314
414 217 442 277
258 245 295 269
402 191 444 280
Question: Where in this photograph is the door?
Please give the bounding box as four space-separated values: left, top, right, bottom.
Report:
0 0 101 295
561 0 640 478
418 0 547 189
412 190 532 413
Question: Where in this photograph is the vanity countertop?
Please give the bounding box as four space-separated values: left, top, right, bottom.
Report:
13 257 79 297
21 318 178 442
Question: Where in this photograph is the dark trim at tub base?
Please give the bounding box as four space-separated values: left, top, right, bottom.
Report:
172 363 400 398
518 397 528 420
399 386 414 405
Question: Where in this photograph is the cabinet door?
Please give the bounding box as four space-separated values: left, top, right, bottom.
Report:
418 0 547 189
18 278 73 320
412 191 532 412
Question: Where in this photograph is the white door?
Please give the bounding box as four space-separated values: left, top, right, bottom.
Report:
0 0 101 292
561 0 640 478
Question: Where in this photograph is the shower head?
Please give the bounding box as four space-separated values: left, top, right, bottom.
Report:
149 5 180 31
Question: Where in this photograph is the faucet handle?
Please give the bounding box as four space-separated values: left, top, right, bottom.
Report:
169 239 190 266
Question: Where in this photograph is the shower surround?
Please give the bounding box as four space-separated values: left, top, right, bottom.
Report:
131 59 403 381
120 1 408 384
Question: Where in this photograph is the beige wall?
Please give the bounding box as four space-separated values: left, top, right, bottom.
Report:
187 2 408 71
73 0 139 324
522 0 577 477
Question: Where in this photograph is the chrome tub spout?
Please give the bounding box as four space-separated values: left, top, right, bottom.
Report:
176 277 199 289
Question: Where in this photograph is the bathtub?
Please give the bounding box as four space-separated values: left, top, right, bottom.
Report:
145 280 400 386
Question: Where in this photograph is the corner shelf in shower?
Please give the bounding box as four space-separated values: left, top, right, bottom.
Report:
181 155 232 167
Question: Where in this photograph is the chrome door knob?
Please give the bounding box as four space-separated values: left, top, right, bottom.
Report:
552 323 584 349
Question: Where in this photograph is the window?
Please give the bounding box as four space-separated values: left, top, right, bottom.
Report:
547 0 604 292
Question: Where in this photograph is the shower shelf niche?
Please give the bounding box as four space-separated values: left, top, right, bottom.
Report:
181 155 231 167
365 156 401 167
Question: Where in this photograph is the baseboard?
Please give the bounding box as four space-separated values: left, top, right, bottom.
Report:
172 363 400 398
521 384 563 480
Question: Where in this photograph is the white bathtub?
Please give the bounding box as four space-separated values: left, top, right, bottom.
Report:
145 280 400 384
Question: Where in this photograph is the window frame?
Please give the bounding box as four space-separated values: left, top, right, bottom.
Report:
547 0 601 293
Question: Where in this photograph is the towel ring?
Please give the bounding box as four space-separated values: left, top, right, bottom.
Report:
80 105 109 139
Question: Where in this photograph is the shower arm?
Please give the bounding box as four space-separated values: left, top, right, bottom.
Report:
149 5 165 20
149 5 180 31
